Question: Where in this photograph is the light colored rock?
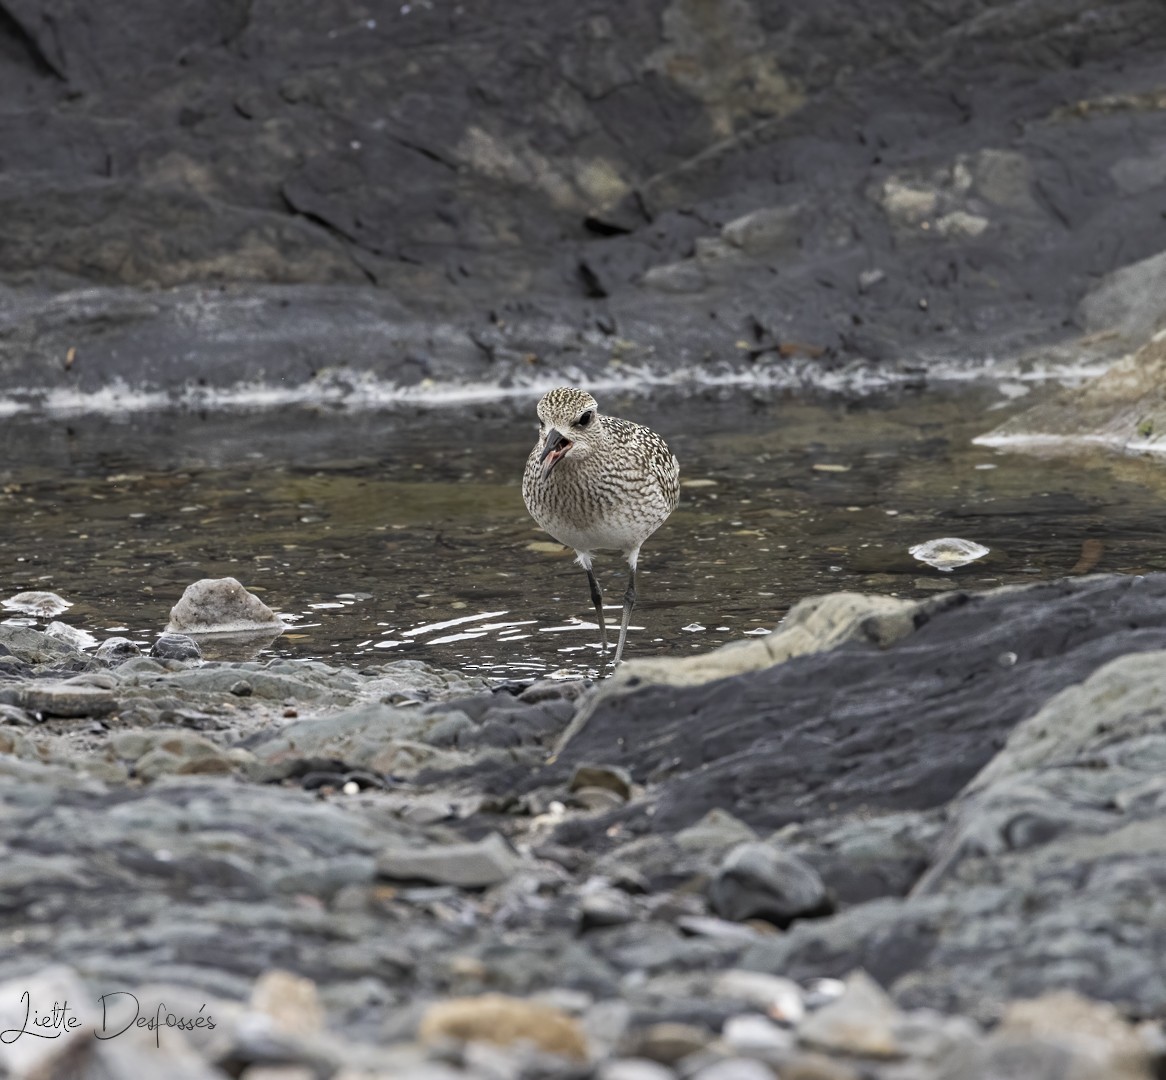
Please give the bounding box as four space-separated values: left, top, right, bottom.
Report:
17 680 117 718
691 1059 775 1080
722 1012 798 1055
713 971 805 1023
166 576 285 634
596 1059 677 1080
418 993 588 1061
880 179 938 225
969 650 1166 792
908 537 990 572
975 334 1166 455
1 590 72 617
676 809 759 853
934 210 989 238
797 970 904 1059
250 970 325 1036
721 205 801 254
641 261 708 293
556 592 926 753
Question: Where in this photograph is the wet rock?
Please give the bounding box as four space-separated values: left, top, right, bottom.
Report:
167 577 285 635
1 590 72 618
570 763 633 801
151 633 204 661
0 623 89 667
796 971 904 1059
16 679 117 718
418 994 588 1061
709 843 831 927
977 334 1166 455
95 636 143 665
377 833 524 888
43 620 98 650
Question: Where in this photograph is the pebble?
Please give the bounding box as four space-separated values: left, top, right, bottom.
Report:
690 1060 776 1080
721 1014 796 1058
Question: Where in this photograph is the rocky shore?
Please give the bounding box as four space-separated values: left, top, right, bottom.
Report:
3 571 1166 1078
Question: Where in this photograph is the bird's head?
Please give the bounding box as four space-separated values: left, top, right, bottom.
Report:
534 387 601 479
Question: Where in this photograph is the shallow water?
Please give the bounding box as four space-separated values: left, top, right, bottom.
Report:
3 383 1166 680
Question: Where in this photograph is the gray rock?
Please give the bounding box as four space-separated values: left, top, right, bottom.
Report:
1080 248 1166 342
95 636 142 665
377 832 524 888
710 843 831 926
150 633 203 661
166 576 285 634
797 970 905 1059
16 680 117 718
690 1060 777 1080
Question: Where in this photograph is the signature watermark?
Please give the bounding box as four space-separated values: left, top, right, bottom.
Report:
0 991 216 1049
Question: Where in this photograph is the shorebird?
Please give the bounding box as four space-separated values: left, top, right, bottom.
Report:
522 387 680 668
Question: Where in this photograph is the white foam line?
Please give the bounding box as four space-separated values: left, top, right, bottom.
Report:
0 354 1120 419
402 610 509 637
973 432 1166 455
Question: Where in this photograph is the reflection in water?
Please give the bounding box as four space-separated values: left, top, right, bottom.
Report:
2 384 1166 679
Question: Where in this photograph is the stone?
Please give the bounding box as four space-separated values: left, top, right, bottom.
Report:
796 971 904 1059
675 810 758 854
579 887 638 929
624 1023 713 1065
151 633 204 661
418 994 588 1061
166 577 285 634
596 1060 677 1080
570 763 634 800
721 1013 797 1056
721 205 802 254
250 970 325 1036
713 972 804 1024
16 680 117 718
1080 248 1166 342
1 591 72 618
95 636 143 665
690 1060 776 1080
376 833 524 888
709 843 831 927
976 335 1166 455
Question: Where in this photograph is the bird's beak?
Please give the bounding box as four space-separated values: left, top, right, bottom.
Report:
539 428 573 479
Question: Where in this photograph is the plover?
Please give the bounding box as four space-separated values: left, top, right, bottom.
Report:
522 387 680 667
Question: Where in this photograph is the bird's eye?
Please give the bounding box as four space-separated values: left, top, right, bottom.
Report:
577 410 593 428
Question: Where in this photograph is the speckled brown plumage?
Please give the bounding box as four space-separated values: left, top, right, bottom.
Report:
522 387 679 667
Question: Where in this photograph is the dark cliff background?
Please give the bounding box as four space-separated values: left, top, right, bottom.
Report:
2 0 1165 387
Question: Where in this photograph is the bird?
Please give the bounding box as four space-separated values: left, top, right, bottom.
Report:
522 387 680 668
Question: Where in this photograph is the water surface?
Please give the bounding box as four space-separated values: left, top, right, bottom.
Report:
2 384 1165 680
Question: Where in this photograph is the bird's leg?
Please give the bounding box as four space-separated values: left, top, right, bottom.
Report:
585 567 609 657
613 564 637 667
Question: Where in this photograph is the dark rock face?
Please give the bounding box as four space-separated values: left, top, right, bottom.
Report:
553 575 1166 834
2 1 1166 397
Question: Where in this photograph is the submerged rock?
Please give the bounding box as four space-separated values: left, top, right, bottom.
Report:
150 632 203 661
1 590 72 618
166 577 285 635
